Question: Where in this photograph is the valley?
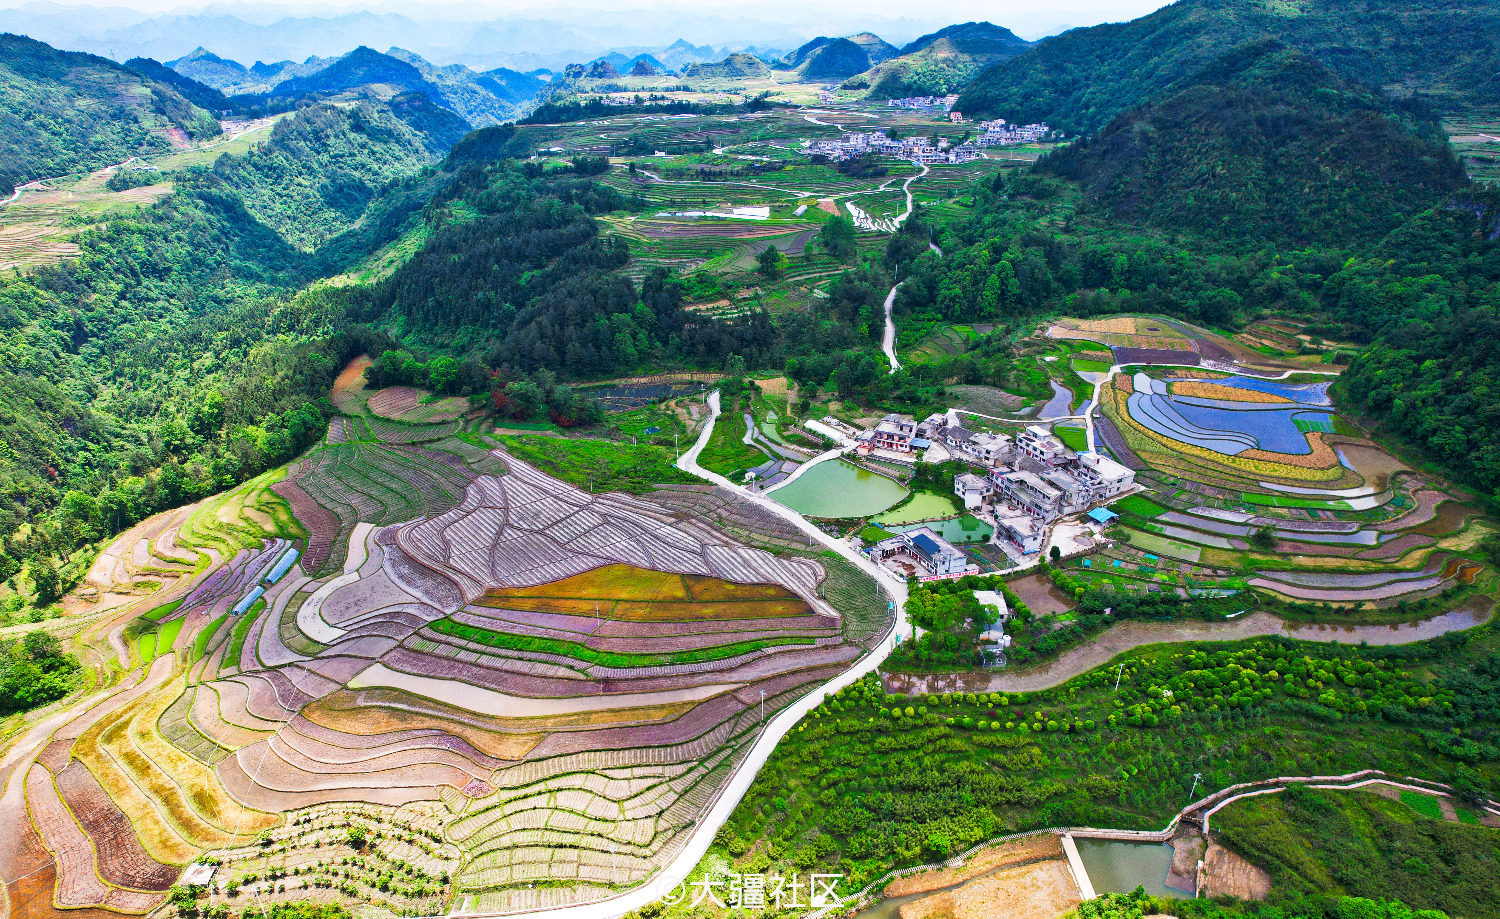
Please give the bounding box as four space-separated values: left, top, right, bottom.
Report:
1 3 1499 919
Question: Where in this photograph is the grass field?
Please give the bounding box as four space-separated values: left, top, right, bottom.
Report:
1112 494 1168 518
498 434 696 494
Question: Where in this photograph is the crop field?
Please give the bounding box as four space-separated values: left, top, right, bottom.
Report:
17 352 891 915
1037 314 1496 609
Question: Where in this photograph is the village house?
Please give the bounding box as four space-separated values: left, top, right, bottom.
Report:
1076 451 1136 501
1016 425 1073 466
993 469 1065 520
994 512 1045 554
900 526 969 576
864 413 917 452
953 472 992 509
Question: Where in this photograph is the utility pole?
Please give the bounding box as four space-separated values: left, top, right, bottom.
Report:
760 689 766 724
1189 772 1203 799
1114 662 1125 692
674 432 680 460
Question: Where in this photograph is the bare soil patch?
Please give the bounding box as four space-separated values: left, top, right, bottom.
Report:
1201 843 1270 900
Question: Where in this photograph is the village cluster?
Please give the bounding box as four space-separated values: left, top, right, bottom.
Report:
803 118 1050 166
797 411 1136 580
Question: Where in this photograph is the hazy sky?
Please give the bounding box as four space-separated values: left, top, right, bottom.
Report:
0 0 1175 40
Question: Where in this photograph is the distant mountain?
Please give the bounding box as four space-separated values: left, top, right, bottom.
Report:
1043 41 1466 247
779 36 883 81
956 0 1500 133
655 39 726 70
681 52 770 81
842 22 1031 98
586 59 620 80
124 56 231 113
591 52 670 76
166 45 543 127
845 32 899 65
165 46 249 88
0 32 220 192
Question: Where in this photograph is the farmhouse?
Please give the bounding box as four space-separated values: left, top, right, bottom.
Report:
994 469 1064 520
994 512 1045 554
863 413 918 452
954 472 992 509
1017 425 1073 466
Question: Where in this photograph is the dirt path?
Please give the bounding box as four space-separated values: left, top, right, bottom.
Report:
884 602 1492 694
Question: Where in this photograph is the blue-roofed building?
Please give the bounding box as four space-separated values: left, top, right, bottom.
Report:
1086 507 1119 525
900 525 969 576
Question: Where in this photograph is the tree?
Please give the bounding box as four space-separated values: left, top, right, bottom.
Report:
819 216 857 259
1050 545 1062 563
757 244 784 279
503 382 543 420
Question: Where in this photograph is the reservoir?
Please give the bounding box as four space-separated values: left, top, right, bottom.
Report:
771 459 907 518
1073 838 1191 899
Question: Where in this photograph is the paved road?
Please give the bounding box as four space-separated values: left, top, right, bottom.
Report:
450 392 910 919
882 282 903 374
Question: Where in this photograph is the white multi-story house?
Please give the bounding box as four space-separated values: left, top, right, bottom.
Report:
993 469 1065 521
1076 451 1136 501
954 473 992 509
994 512 1044 554
1016 425 1072 467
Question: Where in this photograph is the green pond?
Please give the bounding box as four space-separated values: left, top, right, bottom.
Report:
771 459 907 518
871 490 961 524
1074 838 1192 899
893 514 994 544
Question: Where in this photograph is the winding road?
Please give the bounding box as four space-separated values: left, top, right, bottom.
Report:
881 283 903 374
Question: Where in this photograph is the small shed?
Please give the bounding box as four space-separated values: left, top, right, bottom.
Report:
1087 507 1120 525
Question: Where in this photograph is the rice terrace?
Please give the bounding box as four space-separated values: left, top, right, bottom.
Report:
4 10 1500 918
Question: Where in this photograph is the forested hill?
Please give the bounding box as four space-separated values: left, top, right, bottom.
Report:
844 21 1031 99
1043 42 1467 248
0 97 464 595
210 95 467 250
361 158 776 376
955 0 1500 133
0 33 221 193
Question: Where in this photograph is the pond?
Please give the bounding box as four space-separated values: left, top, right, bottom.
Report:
893 514 995 544
871 491 961 525
1074 838 1191 899
770 459 907 518
1038 380 1075 419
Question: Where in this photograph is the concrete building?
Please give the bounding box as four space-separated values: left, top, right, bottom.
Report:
954 472 992 509
901 526 969 576
1016 425 1072 467
994 469 1065 520
1076 451 1136 501
994 512 1044 554
866 413 917 452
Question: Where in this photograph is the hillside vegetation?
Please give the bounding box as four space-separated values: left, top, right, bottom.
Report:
1044 43 1466 247
0 99 461 593
957 0 1500 133
844 21 1031 99
0 32 221 192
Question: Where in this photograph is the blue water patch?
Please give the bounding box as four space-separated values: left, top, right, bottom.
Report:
1173 402 1315 454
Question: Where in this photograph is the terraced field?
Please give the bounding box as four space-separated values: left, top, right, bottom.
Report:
6 365 891 917
1052 316 1493 612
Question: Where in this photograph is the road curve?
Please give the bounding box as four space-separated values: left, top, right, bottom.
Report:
449 392 910 919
